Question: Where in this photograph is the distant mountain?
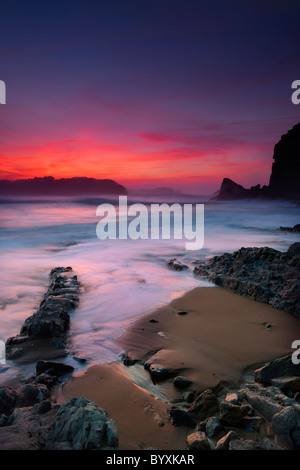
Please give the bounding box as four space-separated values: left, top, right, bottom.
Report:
212 123 300 201
0 176 127 196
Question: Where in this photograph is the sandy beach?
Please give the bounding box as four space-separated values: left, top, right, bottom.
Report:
61 286 300 449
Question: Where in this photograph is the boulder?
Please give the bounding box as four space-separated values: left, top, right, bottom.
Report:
188 389 219 420
0 387 17 417
35 360 74 377
219 401 250 426
186 431 211 450
169 408 196 427
47 397 118 450
255 355 300 385
173 376 192 389
272 406 300 449
205 417 225 439
167 259 189 271
215 431 240 450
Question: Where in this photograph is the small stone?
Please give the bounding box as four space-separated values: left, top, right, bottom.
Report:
173 376 192 389
215 431 240 450
205 417 225 439
169 408 196 427
219 401 250 426
186 431 211 450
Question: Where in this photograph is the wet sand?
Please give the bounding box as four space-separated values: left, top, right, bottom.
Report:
61 286 300 449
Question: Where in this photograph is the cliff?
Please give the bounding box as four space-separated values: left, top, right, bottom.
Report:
212 123 300 201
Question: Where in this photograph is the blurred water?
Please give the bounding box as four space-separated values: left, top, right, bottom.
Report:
0 195 299 372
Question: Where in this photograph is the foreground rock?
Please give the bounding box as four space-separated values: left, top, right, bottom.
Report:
6 267 80 360
46 397 118 450
186 431 211 450
194 243 300 318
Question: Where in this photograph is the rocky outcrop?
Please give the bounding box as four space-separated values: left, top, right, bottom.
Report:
46 397 118 450
6 267 80 360
193 243 300 318
212 122 300 201
0 362 118 450
211 178 264 201
269 123 300 200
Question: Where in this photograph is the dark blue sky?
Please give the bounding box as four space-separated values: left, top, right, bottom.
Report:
0 0 299 193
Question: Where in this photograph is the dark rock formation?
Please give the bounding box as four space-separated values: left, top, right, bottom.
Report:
188 389 219 420
212 122 300 201
167 258 189 271
193 243 300 318
0 176 127 196
46 397 118 450
280 224 300 233
269 123 300 199
173 376 192 389
211 178 264 201
186 431 211 450
6 267 80 360
255 354 300 385
169 408 196 427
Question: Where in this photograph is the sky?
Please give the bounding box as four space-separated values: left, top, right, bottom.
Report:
0 0 300 194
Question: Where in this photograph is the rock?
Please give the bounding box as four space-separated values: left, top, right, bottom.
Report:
47 397 118 450
272 406 300 449
169 408 196 427
229 439 273 450
148 364 172 380
219 401 250 426
34 373 58 389
212 122 300 201
144 351 180 380
32 400 52 415
0 387 17 416
0 415 8 427
280 224 300 233
167 259 189 271
255 355 300 385
271 376 300 393
215 431 240 450
16 383 50 407
6 268 80 359
121 354 137 366
35 360 74 377
205 417 225 439
240 416 265 433
188 389 219 420
173 376 192 389
193 244 300 318
183 391 195 403
269 123 300 199
224 392 242 405
241 384 283 422
0 406 57 450
211 178 255 201
186 431 211 450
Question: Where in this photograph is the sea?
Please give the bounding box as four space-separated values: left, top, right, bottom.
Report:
0 194 299 381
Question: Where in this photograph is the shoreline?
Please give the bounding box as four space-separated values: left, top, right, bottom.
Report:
61 285 300 449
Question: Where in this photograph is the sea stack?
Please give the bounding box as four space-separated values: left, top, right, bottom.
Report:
268 122 300 199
